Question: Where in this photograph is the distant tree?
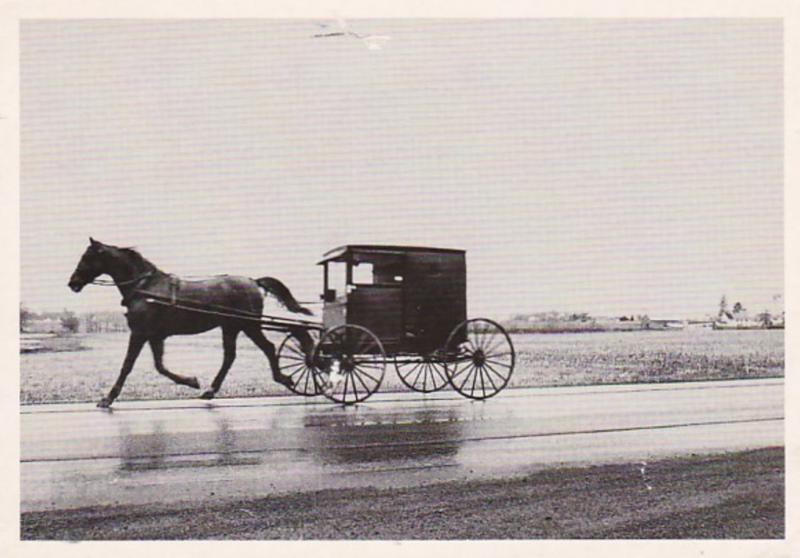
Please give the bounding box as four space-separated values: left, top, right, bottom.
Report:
718 295 728 318
60 310 80 333
756 310 772 328
20 303 32 332
732 302 745 315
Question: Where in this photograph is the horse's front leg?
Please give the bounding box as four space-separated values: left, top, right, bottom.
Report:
200 328 239 400
98 333 147 408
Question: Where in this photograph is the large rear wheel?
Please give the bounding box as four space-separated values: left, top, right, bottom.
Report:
312 325 386 405
445 318 515 400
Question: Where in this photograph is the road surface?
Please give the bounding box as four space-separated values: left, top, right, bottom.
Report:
21 378 783 513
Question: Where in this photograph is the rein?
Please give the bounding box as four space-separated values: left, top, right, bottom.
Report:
90 270 322 307
90 270 155 287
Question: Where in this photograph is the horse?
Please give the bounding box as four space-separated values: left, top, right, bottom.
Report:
68 238 315 408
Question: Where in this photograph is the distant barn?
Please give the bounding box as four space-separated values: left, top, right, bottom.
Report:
642 317 685 330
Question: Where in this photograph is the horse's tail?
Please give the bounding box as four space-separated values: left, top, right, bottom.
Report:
255 277 313 315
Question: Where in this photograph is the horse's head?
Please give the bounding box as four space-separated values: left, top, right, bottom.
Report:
68 238 114 292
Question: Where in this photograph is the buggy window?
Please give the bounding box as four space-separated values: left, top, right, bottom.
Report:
352 263 374 285
328 261 347 296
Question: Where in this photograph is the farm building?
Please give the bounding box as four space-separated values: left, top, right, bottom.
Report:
641 317 686 330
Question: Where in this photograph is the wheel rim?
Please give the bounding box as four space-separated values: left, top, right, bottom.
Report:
445 318 515 400
312 325 386 405
395 355 449 393
278 331 323 396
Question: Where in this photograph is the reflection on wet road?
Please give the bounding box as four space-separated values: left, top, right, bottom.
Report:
21 379 783 512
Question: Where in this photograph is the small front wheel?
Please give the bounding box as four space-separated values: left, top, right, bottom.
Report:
395 355 449 393
277 330 323 396
312 325 386 405
445 318 515 400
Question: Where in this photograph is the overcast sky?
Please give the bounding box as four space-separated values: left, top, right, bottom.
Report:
21 19 782 318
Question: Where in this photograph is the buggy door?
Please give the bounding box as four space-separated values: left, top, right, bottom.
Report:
346 284 403 353
345 255 405 353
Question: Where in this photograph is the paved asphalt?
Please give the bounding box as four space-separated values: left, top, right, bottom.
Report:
21 378 784 513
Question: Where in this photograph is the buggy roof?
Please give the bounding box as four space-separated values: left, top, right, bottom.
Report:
318 245 465 265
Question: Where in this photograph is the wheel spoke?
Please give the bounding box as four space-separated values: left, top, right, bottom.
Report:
482 365 499 392
402 361 423 381
484 357 512 369
478 367 487 398
281 354 306 362
353 366 380 385
458 365 476 392
281 358 305 371
312 370 325 391
449 362 471 382
349 372 360 401
353 369 373 394
475 327 495 351
469 365 480 397
475 324 489 347
358 334 378 356
340 370 349 401
484 362 509 384
400 362 422 380
287 366 303 381
483 337 508 357
410 363 425 388
431 364 448 386
286 343 304 357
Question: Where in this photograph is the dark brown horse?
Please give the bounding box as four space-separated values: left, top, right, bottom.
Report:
68 238 314 408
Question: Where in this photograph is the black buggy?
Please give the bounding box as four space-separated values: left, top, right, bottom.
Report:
277 245 515 404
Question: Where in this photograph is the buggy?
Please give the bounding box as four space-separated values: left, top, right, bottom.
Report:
278 245 515 404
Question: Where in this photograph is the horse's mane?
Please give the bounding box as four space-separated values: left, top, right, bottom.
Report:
118 246 157 272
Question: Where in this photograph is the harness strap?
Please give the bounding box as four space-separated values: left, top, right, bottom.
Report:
119 271 156 307
169 275 179 306
92 270 154 288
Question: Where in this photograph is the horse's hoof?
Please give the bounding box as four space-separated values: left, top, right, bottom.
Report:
97 398 113 408
200 389 216 400
186 377 201 390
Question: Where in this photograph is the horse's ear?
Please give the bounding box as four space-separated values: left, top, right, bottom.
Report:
89 237 105 252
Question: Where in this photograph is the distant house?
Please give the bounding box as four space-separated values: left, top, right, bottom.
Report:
713 310 763 330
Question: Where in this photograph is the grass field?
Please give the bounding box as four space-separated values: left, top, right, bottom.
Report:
20 329 784 404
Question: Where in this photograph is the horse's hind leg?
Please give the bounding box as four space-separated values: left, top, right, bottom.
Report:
289 326 315 363
200 328 239 400
98 332 147 408
243 327 294 390
149 337 201 390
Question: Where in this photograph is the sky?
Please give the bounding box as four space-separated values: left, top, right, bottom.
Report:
20 19 783 319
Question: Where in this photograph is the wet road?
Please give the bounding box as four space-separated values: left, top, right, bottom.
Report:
21 378 783 512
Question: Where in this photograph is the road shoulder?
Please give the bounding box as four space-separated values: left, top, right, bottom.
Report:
21 446 784 540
